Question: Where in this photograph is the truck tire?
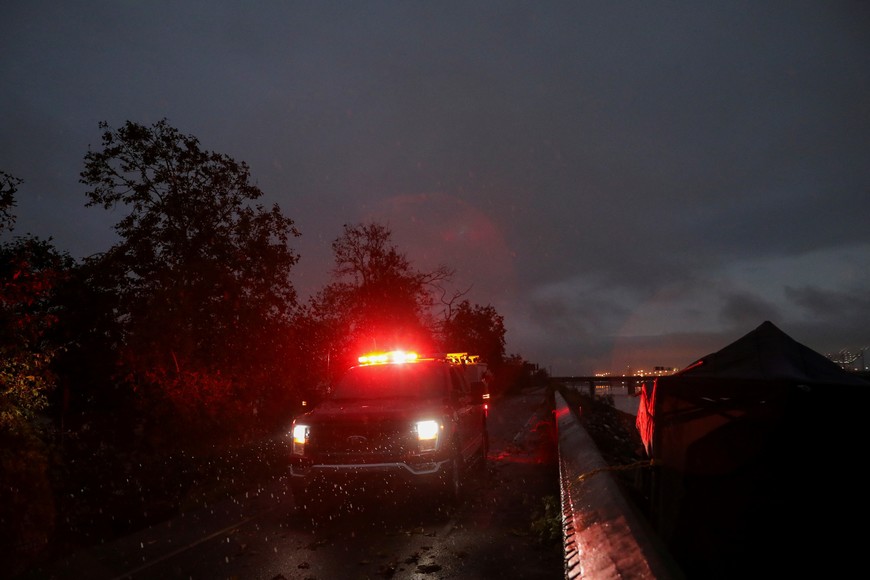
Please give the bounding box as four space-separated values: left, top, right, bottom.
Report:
440 447 463 505
474 428 489 472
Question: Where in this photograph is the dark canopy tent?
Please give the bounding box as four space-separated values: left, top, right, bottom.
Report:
635 321 870 577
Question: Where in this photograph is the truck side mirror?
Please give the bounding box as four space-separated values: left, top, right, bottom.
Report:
470 380 488 404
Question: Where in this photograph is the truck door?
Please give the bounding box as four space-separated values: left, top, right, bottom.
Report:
449 367 481 463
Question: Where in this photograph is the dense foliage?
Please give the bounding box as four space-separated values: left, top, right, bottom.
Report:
1 174 74 575
78 119 303 439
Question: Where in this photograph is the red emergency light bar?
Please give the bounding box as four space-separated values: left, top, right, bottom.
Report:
358 350 420 365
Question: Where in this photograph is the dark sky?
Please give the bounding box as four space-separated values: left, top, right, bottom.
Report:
2 1 869 374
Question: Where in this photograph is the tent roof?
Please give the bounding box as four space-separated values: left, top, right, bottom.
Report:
674 320 868 386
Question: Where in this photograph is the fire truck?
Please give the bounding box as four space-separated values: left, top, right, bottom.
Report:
289 350 489 512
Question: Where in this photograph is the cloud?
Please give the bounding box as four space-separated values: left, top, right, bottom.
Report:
3 0 868 375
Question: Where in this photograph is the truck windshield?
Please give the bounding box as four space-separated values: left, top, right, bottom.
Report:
333 364 447 400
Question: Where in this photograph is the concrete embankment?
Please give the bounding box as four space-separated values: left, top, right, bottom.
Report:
554 391 683 579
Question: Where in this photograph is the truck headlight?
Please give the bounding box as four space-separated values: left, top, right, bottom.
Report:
291 423 309 455
415 419 440 452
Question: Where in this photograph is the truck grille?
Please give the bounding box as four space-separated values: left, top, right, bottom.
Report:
311 421 416 462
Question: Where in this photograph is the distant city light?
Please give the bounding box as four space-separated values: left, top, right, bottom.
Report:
594 366 679 377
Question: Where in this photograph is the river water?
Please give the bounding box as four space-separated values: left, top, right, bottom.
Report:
609 385 641 415
561 382 641 415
